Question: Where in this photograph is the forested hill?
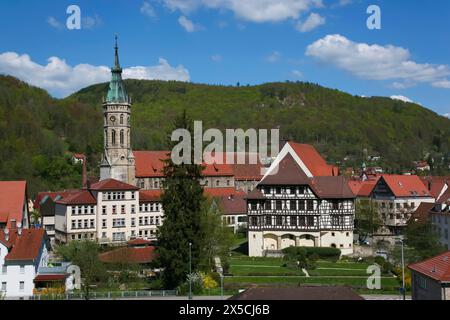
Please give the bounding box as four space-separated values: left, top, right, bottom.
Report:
1 75 449 196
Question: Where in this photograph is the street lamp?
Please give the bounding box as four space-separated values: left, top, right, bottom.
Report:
189 242 192 300
400 238 406 301
220 273 224 300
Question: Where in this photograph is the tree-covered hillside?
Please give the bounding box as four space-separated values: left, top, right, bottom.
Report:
1 75 449 196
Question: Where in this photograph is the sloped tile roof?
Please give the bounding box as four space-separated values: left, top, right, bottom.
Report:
0 228 46 262
381 175 431 198
288 142 338 177
99 246 156 264
139 190 162 202
54 190 97 205
90 178 139 191
408 251 450 282
0 181 27 229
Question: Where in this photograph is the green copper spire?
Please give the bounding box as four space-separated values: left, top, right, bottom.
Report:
106 35 129 103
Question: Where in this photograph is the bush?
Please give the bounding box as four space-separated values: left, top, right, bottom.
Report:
282 247 341 262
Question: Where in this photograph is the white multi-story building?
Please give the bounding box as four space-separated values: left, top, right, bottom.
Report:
0 228 50 299
372 175 435 235
54 179 164 244
431 189 450 250
247 142 355 257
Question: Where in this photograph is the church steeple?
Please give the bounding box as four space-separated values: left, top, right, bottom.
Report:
106 35 129 103
100 35 135 185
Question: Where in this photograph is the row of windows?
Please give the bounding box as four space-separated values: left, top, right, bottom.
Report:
107 129 129 147
71 219 95 230
249 215 348 227
100 217 162 229
102 191 135 201
261 186 309 195
1 265 25 275
139 203 162 212
71 233 95 240
432 215 449 225
380 202 416 210
250 200 316 211
71 206 95 215
102 204 136 215
223 216 248 225
382 213 411 220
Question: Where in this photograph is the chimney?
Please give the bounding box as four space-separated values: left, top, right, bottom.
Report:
82 155 88 189
428 180 432 191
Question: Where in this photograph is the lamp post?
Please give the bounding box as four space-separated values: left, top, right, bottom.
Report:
220 273 224 300
189 242 192 300
400 238 406 301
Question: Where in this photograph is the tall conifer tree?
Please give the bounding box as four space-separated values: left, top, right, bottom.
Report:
156 111 206 289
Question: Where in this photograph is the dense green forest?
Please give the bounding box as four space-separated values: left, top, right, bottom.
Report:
0 75 449 197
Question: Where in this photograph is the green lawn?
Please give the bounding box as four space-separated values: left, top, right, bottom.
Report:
226 256 401 293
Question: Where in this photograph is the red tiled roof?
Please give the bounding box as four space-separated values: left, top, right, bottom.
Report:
204 188 246 198
34 190 80 210
139 190 162 202
99 246 156 264
90 179 139 191
203 152 264 179
288 142 338 177
260 153 311 185
73 153 86 160
0 228 46 261
409 202 434 224
54 190 97 205
408 251 450 282
218 194 247 215
0 181 27 229
348 178 379 197
245 188 266 200
437 188 450 205
134 151 169 178
127 238 153 246
311 176 356 199
420 176 450 199
34 274 67 282
381 175 431 198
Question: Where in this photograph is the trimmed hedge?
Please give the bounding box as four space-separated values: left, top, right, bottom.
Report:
282 247 341 261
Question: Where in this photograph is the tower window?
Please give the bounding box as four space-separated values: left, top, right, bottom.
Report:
112 130 116 145
120 130 124 145
120 114 124 125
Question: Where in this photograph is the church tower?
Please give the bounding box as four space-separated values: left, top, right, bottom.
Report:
100 36 135 184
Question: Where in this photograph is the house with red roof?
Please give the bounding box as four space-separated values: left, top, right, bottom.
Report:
0 227 50 298
430 189 450 250
0 181 30 230
408 251 450 300
372 175 435 235
247 143 356 257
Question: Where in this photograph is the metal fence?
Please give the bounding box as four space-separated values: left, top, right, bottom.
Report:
30 290 178 300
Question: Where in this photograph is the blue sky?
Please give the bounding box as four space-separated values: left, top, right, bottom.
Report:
0 0 449 117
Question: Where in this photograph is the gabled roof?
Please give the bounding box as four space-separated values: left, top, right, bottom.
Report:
54 190 97 205
347 178 379 197
245 188 266 200
380 175 431 198
437 188 450 205
311 176 356 199
34 190 80 210
260 153 311 185
0 181 27 229
0 228 46 262
408 251 450 282
139 190 162 202
288 142 339 177
90 178 139 191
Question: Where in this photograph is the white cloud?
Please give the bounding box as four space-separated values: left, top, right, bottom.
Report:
47 17 63 29
432 80 450 89
211 54 223 62
0 52 190 98
141 1 157 17
163 0 323 23
390 95 413 103
178 15 200 32
266 51 281 63
443 113 449 119
296 13 325 32
306 34 450 88
82 15 102 29
291 70 303 78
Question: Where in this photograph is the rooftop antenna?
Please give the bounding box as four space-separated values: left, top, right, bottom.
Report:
4 227 9 241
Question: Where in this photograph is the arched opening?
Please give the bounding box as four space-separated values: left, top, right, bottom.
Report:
111 130 116 145
299 234 315 247
120 114 124 125
281 234 296 249
263 234 278 251
331 243 337 248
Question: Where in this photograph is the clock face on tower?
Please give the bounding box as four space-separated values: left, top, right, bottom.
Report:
110 115 116 122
